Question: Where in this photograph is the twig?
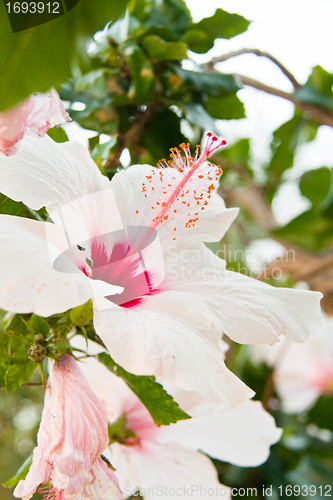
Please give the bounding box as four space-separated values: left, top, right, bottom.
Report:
104 102 160 171
234 74 333 128
205 48 301 89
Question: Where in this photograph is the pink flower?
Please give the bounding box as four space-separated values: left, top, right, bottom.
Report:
13 355 123 500
74 347 282 500
251 314 333 413
0 89 70 156
0 132 322 405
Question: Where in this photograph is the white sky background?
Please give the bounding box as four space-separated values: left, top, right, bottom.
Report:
65 0 333 224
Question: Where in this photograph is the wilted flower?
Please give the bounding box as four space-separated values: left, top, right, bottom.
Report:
74 350 282 500
0 132 322 405
14 354 123 500
0 89 70 156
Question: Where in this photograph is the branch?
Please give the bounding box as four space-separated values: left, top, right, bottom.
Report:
205 48 300 89
104 102 160 171
235 74 333 128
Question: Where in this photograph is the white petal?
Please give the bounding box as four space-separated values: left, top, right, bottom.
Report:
108 441 230 500
0 215 121 316
93 293 253 407
0 135 109 214
164 244 322 344
157 399 282 467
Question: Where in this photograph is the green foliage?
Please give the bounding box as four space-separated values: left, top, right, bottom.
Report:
0 0 131 111
69 300 93 326
294 65 333 111
184 8 250 53
299 167 332 206
205 94 246 120
98 352 191 426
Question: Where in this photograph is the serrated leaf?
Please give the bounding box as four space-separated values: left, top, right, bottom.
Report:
299 167 332 206
142 35 187 61
98 352 191 426
174 67 241 96
187 8 250 53
5 359 37 392
0 0 130 111
3 453 33 488
205 94 246 120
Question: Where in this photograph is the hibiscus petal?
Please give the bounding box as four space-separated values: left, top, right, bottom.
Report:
111 164 239 244
0 89 69 156
164 242 322 344
108 441 230 500
0 215 121 316
156 399 282 467
93 293 253 407
0 134 109 214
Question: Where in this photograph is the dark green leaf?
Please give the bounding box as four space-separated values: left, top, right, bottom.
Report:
69 300 93 326
205 94 246 120
145 0 192 38
220 138 251 171
174 67 241 96
142 35 187 61
140 108 188 161
3 453 33 488
299 167 332 206
0 0 130 111
0 193 28 218
308 396 333 432
98 352 191 426
186 8 250 53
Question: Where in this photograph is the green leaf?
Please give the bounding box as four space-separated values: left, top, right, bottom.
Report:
294 86 333 112
69 300 93 326
0 193 28 217
140 108 188 161
174 67 241 96
186 8 250 53
126 45 156 104
182 104 220 134
5 359 37 392
306 65 333 98
205 94 246 120
98 352 191 426
47 126 69 143
308 395 333 432
220 138 251 171
299 167 332 206
271 208 333 251
0 0 130 111
3 453 33 488
145 0 192 38
28 314 50 336
142 35 187 61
